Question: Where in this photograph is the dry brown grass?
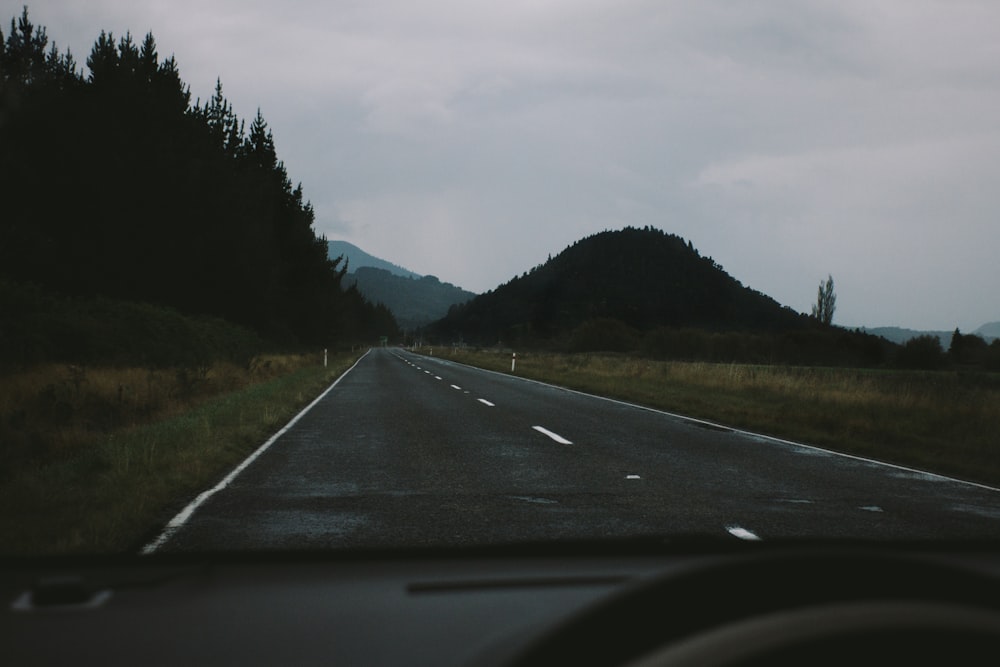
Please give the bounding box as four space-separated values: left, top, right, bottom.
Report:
0 355 312 473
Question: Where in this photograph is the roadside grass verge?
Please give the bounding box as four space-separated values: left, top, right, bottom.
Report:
434 348 1000 488
0 352 361 555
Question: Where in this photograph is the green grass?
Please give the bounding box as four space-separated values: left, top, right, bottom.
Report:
435 348 1000 488
0 352 361 555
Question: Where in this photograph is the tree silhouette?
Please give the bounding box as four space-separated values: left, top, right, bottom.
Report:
811 275 836 325
0 8 398 347
949 329 988 366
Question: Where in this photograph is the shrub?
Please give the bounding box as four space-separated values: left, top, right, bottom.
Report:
895 335 946 370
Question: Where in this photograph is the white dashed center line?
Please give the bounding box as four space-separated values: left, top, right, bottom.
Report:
451 384 462 390
477 399 495 407
532 426 573 444
726 525 762 541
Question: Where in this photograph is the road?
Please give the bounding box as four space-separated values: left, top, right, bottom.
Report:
151 347 1000 552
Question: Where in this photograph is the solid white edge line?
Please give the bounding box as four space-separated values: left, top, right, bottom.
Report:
533 425 573 444
408 353 1000 494
140 348 373 555
727 526 762 541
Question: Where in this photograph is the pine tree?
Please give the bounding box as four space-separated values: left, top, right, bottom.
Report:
247 109 277 170
138 32 157 82
3 7 47 86
86 31 118 86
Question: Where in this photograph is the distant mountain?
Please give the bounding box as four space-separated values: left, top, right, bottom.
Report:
974 322 1000 340
864 324 997 347
327 240 420 279
347 267 475 330
862 327 953 348
327 240 475 329
433 226 810 345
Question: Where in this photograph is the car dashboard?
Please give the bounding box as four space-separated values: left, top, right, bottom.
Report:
6 543 1000 666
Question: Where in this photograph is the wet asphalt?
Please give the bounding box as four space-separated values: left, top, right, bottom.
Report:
157 347 1000 552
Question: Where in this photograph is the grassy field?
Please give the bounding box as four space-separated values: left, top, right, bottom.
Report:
433 348 1000 488
0 352 362 555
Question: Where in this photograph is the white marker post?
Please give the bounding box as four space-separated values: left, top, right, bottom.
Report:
511 352 517 373
324 348 328 367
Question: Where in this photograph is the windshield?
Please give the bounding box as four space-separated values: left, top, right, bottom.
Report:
2 1 999 557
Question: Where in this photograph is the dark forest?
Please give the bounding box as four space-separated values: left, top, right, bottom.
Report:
0 9 397 366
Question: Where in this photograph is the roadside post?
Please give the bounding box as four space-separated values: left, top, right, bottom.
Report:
511 352 516 373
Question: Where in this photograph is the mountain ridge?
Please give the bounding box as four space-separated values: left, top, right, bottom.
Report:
327 240 421 279
347 267 475 329
327 241 476 329
974 322 1000 340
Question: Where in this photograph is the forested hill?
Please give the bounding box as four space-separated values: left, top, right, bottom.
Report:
347 268 475 329
433 227 810 345
0 9 396 349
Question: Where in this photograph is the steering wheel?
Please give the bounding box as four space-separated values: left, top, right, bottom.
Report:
504 549 1000 667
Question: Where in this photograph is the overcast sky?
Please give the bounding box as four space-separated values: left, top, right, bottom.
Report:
22 0 1000 330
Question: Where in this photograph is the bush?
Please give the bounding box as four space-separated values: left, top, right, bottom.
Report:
894 335 946 370
0 281 264 370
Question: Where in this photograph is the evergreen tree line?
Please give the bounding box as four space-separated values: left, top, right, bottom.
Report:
895 331 1000 371
0 9 397 352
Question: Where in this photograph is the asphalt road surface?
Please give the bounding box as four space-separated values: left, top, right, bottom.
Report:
151 347 1000 552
